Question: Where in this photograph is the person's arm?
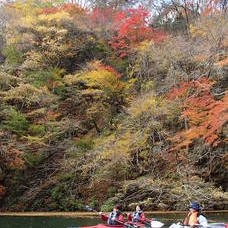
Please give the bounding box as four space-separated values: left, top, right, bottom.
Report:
127 213 132 222
140 212 145 222
184 212 191 225
100 213 109 222
118 214 124 222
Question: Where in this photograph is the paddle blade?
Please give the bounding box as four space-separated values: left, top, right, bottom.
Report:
151 221 164 228
169 224 183 228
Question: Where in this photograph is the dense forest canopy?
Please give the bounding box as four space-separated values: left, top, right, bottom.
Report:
0 0 227 212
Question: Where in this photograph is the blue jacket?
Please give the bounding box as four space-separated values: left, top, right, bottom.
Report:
107 212 118 225
132 210 144 222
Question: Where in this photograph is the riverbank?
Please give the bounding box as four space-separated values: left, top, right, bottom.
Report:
1 211 228 217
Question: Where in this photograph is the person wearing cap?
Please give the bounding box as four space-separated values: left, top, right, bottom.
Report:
184 202 208 227
100 204 124 225
127 204 145 223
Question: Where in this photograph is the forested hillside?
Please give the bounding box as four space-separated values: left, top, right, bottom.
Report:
0 0 227 212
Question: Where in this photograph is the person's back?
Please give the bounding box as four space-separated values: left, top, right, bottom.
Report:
197 214 208 226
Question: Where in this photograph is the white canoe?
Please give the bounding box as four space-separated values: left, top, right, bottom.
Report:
169 223 227 228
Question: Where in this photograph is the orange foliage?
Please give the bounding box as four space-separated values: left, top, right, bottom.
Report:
45 110 61 121
98 64 121 78
4 147 24 170
168 77 228 150
0 145 24 171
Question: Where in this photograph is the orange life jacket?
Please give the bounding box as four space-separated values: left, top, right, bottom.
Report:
188 212 198 226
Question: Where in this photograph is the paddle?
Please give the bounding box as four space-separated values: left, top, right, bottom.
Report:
208 220 217 223
84 206 139 228
140 218 164 228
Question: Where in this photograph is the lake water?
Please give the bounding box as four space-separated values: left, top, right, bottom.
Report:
0 212 227 228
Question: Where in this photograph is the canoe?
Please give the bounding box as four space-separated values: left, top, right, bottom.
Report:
80 222 145 228
81 225 124 228
98 214 164 228
169 223 228 228
79 220 164 228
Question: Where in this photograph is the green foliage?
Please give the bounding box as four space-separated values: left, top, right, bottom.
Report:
2 46 23 65
2 108 28 136
51 185 65 201
75 139 94 151
51 185 83 211
58 172 74 182
101 198 116 212
88 196 99 209
23 151 46 167
28 124 45 136
107 186 117 198
25 70 53 88
25 68 65 90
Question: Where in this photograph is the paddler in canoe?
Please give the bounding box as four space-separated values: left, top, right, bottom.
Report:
127 204 163 227
127 205 145 223
184 202 208 227
100 204 124 225
99 204 163 228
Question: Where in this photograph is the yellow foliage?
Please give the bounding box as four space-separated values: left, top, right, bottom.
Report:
129 93 158 118
2 84 52 107
38 11 72 23
136 40 154 52
22 51 43 69
12 0 40 16
96 130 133 162
63 74 80 85
20 15 37 27
79 70 122 93
189 24 206 38
8 0 41 29
67 62 127 97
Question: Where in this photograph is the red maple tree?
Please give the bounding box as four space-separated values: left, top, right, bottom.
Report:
168 77 228 150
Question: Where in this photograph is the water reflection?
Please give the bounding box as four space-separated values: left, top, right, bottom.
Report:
0 213 227 228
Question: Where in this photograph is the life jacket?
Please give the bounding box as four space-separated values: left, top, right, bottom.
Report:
188 212 198 226
107 211 122 225
188 212 207 226
132 210 143 222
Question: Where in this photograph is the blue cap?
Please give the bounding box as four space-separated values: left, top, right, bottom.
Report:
189 202 200 211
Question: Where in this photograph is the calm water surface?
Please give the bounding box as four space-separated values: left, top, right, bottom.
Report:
0 213 227 228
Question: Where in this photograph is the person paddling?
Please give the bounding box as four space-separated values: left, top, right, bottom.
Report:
100 204 124 225
184 202 208 227
127 205 145 223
